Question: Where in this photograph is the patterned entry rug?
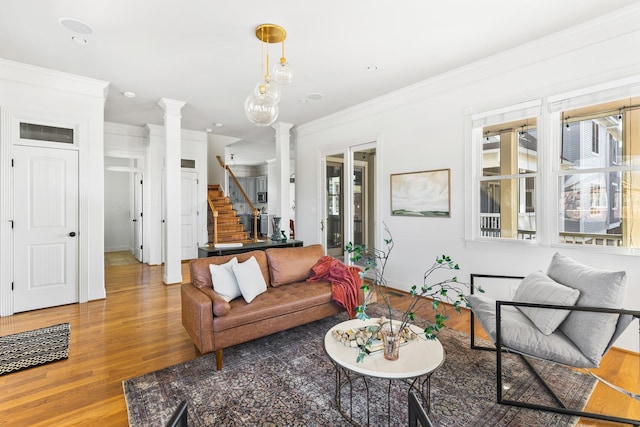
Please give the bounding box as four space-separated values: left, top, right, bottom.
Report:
123 307 596 426
0 323 70 376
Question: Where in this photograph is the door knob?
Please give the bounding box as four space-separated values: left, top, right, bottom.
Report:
69 232 76 237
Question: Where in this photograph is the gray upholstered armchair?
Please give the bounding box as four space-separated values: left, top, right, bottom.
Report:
468 252 640 425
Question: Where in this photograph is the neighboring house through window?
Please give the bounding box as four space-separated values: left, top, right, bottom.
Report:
470 100 541 242
558 104 636 247
468 80 640 252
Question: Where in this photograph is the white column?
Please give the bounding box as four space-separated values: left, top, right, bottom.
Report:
272 122 294 239
159 98 185 284
144 124 165 265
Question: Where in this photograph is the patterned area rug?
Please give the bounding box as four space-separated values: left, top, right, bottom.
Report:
0 323 70 375
123 307 596 426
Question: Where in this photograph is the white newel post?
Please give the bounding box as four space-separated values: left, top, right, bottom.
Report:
159 98 185 284
272 122 293 239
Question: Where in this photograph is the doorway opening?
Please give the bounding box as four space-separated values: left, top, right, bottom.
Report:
104 156 143 264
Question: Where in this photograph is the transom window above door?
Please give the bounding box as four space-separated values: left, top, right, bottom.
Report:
19 122 74 144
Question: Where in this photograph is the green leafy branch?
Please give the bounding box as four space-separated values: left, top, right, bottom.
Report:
345 224 482 361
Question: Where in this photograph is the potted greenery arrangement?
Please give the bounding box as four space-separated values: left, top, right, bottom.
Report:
343 225 478 362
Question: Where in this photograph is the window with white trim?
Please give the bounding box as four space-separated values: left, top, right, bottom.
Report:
557 100 640 248
471 101 541 242
469 81 640 251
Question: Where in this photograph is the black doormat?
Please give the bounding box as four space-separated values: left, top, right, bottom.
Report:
0 323 70 375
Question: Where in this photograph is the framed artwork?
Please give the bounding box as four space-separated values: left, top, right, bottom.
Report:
390 169 450 217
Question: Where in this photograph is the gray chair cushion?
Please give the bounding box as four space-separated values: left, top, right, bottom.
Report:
468 294 596 368
512 271 580 335
546 252 627 366
606 313 635 353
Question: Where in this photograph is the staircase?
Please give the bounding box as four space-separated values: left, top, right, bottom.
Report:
207 185 250 244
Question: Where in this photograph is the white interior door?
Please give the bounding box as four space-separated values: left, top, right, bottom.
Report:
13 145 78 312
133 172 143 262
181 171 198 260
161 172 167 264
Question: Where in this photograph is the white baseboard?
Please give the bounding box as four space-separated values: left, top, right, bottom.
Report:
104 246 129 252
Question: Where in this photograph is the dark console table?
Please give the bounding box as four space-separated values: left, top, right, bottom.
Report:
198 239 303 258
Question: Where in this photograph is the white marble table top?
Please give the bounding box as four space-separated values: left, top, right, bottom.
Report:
324 317 445 379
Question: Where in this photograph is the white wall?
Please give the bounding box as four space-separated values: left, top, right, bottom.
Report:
207 134 240 186
296 8 640 352
0 59 108 314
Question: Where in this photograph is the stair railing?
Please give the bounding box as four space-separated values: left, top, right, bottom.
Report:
207 191 219 245
216 156 259 243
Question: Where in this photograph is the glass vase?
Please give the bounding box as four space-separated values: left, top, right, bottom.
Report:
271 216 282 241
380 322 401 361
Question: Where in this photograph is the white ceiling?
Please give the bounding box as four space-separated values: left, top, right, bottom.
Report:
1 0 637 148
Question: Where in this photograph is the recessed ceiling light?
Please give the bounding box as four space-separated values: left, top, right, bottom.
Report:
307 93 323 101
123 91 136 98
206 123 223 132
366 65 379 72
59 18 94 35
71 36 89 45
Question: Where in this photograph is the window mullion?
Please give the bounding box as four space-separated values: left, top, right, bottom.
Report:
478 172 537 181
539 103 555 246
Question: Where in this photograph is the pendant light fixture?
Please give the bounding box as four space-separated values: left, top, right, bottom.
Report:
245 24 293 126
273 27 294 86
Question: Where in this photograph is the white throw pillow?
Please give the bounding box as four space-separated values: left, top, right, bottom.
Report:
209 257 241 302
513 270 580 335
232 256 267 303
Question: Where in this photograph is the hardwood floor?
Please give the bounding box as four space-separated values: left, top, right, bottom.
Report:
0 261 637 426
104 251 140 267
0 262 196 426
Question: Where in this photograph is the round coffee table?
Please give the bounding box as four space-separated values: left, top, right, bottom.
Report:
324 318 445 426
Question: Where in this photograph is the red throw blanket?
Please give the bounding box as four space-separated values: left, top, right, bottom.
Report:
307 256 361 319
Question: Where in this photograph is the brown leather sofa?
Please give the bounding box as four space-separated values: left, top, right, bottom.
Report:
181 244 346 370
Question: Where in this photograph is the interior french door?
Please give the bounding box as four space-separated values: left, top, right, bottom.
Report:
325 156 344 257
323 144 375 260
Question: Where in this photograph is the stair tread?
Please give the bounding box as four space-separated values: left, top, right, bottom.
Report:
208 183 259 245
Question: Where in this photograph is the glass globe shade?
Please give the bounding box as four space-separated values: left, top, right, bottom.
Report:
244 92 279 126
273 62 294 85
255 81 281 104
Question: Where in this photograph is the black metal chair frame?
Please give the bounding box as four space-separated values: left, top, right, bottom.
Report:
165 400 188 427
469 273 640 426
408 390 435 427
